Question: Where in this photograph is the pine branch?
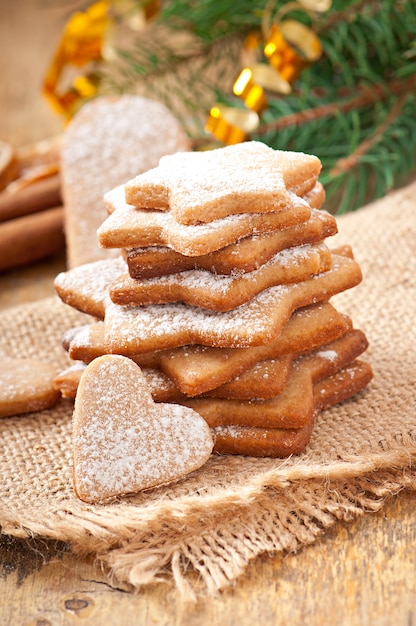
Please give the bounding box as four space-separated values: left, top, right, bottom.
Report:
329 94 408 177
98 0 416 212
256 74 416 134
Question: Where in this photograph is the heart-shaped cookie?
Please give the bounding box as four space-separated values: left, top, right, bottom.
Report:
61 95 190 268
0 354 60 418
72 355 213 503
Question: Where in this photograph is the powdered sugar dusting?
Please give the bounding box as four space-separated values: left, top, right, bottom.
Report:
129 243 326 292
1 360 54 397
0 357 59 417
61 362 86 373
104 283 289 352
111 242 329 310
99 187 310 256
124 141 320 224
61 95 190 266
55 257 126 317
316 349 338 361
104 255 359 353
73 356 213 502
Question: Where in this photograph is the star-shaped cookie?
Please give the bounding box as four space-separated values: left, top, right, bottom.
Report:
99 184 311 257
103 254 362 354
109 243 332 311
124 141 322 224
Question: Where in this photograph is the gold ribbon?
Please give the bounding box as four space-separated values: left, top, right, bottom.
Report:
233 64 291 113
205 105 260 144
43 0 110 118
205 0 330 145
43 0 159 118
264 20 322 81
263 0 324 83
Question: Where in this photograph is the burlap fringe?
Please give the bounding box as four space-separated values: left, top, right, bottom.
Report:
75 466 416 598
2 462 415 598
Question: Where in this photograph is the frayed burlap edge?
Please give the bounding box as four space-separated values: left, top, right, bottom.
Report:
102 467 415 599
2 464 415 599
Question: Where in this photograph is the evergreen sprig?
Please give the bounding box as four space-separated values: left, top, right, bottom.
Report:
101 0 416 213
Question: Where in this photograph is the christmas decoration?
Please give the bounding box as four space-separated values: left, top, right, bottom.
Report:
207 1 327 144
43 1 110 118
43 0 159 118
43 0 416 214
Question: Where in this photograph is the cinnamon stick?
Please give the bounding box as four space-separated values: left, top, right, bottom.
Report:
0 141 18 191
0 206 65 272
0 174 62 223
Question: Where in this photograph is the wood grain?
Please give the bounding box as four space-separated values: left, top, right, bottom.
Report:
0 252 65 310
0 489 415 625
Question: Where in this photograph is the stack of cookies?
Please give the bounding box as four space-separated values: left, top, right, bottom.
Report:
55 141 373 458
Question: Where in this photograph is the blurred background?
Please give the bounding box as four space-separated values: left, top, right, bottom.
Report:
0 2 68 146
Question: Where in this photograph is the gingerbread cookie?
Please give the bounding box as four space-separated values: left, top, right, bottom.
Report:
109 243 332 311
55 256 126 319
72 355 213 503
212 359 373 457
53 138 372 464
160 303 351 396
58 325 368 412
180 329 369 426
103 255 362 354
61 95 190 267
0 354 60 418
54 362 86 399
99 185 312 256
62 302 351 395
125 203 335 279
124 141 321 224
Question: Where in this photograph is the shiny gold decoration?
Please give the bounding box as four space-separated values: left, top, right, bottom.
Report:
264 20 322 82
43 0 159 118
205 0 332 144
43 0 110 117
204 1 330 145
233 64 291 112
205 105 259 144
262 0 328 81
233 68 267 113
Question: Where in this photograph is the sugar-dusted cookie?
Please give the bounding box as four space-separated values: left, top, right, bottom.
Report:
61 95 190 267
99 184 311 256
103 255 362 354
72 355 213 503
0 354 60 417
211 359 373 457
181 329 370 426
54 362 86 399
63 301 351 392
125 204 336 279
124 141 321 224
54 253 361 354
160 303 351 396
54 256 126 319
57 302 352 402
109 243 332 311
212 420 315 458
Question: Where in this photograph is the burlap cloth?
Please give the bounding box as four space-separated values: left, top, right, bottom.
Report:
1 182 416 597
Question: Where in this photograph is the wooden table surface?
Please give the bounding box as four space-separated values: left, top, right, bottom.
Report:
1 3 415 624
